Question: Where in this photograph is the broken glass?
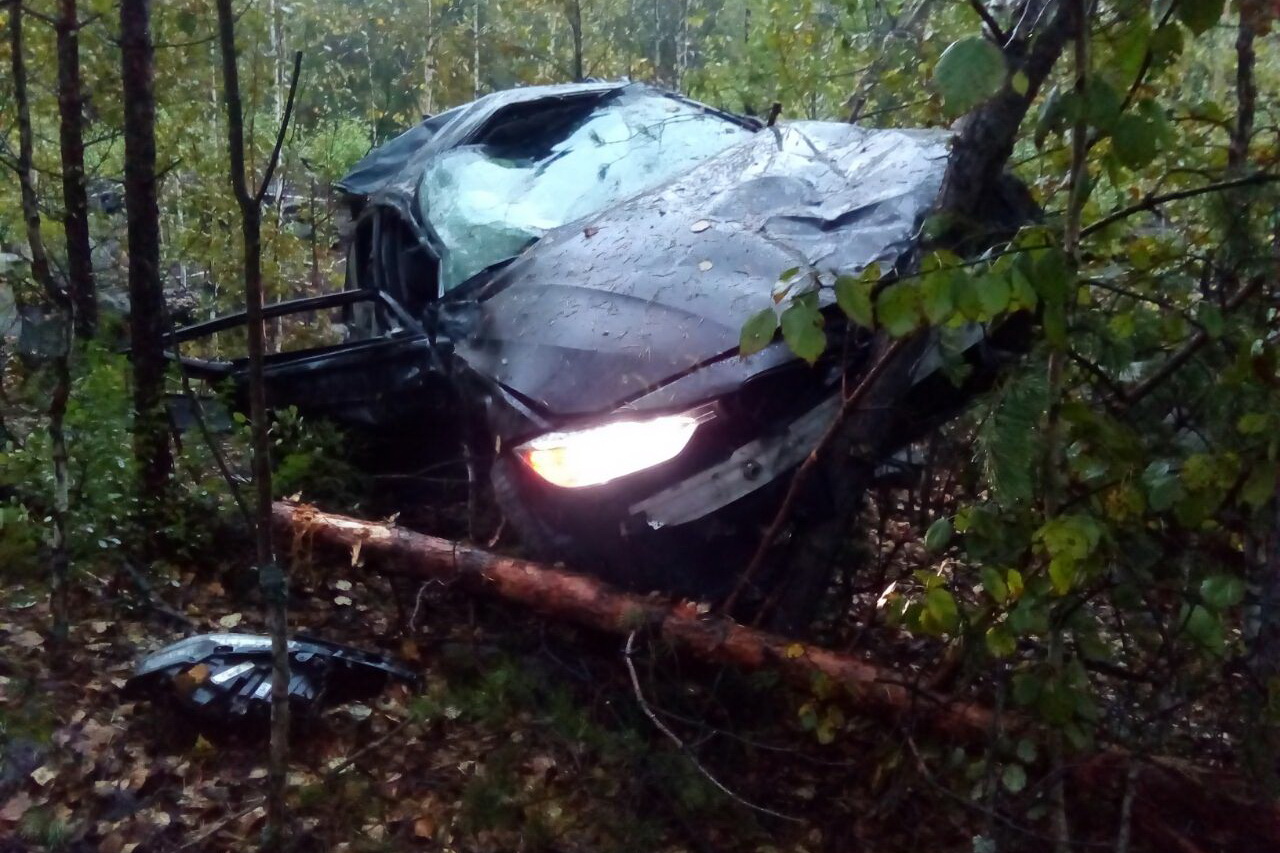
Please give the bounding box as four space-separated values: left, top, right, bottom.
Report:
418 90 753 292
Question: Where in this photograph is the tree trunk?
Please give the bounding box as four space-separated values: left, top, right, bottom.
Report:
216 5 301 845
566 0 584 81
10 0 73 660
120 0 173 535
56 0 96 339
273 501 996 741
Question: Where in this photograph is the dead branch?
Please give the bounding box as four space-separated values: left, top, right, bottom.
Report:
272 500 997 744
273 501 1280 851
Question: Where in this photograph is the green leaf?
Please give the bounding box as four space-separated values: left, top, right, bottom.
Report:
1149 23 1185 65
780 299 826 364
876 283 921 337
924 587 960 634
925 518 953 553
921 269 957 325
1049 558 1077 596
1011 71 1029 96
1112 113 1159 169
981 567 1008 604
1111 19 1152 85
1200 575 1245 611
739 308 778 357
1001 763 1027 794
1083 79 1123 133
933 37 1007 116
986 624 1017 658
1009 268 1039 311
975 273 1011 318
834 273 874 327
1006 569 1024 599
1242 467 1276 509
1176 0 1224 35
1183 604 1225 654
1015 738 1037 764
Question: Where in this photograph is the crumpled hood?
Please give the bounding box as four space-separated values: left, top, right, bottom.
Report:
454 121 951 417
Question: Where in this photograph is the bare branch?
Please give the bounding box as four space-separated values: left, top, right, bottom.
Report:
624 632 802 823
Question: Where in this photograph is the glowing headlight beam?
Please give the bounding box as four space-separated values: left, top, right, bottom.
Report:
516 414 699 488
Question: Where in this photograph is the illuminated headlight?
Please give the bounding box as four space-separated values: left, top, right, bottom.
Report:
515 414 701 488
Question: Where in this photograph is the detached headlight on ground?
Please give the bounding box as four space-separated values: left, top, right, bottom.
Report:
516 414 700 488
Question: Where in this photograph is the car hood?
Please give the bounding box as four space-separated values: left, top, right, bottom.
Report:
452 121 951 417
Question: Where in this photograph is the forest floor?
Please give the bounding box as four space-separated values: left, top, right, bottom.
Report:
0 533 986 853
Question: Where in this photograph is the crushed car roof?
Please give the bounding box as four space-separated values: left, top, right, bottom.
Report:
340 83 952 418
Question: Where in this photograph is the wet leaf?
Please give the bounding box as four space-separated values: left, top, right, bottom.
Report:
739 307 778 356
780 299 826 364
924 518 953 553
1001 763 1027 793
834 271 875 327
933 37 1007 115
1200 575 1244 611
1112 113 1158 169
1176 0 1224 35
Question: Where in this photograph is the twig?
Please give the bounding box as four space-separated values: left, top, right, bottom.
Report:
722 336 909 614
324 716 416 782
1114 758 1139 853
968 0 1007 42
254 50 302 205
623 632 801 822
1120 274 1264 407
176 797 265 851
1080 173 1280 239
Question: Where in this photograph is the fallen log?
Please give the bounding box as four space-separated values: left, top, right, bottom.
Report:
273 502 1280 850
272 500 995 744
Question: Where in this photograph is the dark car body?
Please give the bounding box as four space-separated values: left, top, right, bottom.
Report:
171 82 1018 607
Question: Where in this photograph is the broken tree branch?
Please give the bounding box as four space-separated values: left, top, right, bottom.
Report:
273 500 997 744
273 501 1280 852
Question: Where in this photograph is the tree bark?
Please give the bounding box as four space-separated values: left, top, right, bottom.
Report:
216 6 302 845
120 0 173 535
934 0 1078 232
9 0 73 660
273 501 997 742
56 0 96 339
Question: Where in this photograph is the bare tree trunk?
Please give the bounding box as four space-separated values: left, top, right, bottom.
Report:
10 0 74 660
473 0 482 98
1228 12 1256 173
216 4 302 844
565 0 584 81
56 0 96 339
120 0 172 540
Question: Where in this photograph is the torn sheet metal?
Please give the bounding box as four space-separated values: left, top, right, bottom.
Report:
124 633 417 722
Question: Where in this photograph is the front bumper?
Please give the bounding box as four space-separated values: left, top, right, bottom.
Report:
627 392 839 529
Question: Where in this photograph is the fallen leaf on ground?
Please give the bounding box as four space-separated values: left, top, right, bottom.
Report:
0 792 33 822
12 629 43 648
30 765 58 786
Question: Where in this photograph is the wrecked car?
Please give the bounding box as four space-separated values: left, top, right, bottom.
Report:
169 82 1025 628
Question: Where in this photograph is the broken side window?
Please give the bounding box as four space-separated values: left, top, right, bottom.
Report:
418 91 753 293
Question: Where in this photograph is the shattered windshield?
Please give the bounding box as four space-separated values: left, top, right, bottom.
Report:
418 90 753 292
